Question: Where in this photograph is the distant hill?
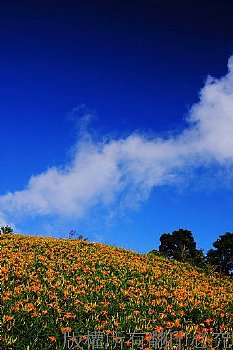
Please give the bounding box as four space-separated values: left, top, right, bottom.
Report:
1 234 233 350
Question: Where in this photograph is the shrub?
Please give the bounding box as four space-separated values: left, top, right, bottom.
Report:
0 225 13 234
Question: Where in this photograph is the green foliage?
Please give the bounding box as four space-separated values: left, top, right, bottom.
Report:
147 249 162 257
159 229 205 267
206 232 233 276
0 225 13 234
76 234 88 241
1 234 233 350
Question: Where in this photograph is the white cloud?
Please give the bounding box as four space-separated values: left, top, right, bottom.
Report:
187 57 233 161
0 211 16 230
0 212 9 227
1 55 233 225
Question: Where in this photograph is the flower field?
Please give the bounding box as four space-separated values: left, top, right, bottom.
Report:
1 234 233 349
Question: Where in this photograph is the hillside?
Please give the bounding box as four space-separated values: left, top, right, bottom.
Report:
1 234 233 349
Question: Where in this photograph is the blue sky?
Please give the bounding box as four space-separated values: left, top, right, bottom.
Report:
1 0 233 254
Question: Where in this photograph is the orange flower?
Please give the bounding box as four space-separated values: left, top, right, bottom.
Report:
220 324 227 331
166 321 173 328
61 327 72 333
196 333 202 341
173 331 186 339
32 311 39 317
144 333 151 341
10 306 19 312
118 303 125 309
205 318 213 326
64 312 76 320
48 336 57 342
174 319 181 328
63 290 69 298
154 326 164 332
113 336 122 343
1 267 8 273
124 340 132 346
3 315 14 322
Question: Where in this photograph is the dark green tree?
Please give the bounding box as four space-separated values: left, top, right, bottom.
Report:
67 230 88 241
76 234 88 241
159 229 205 266
0 225 13 234
206 232 233 276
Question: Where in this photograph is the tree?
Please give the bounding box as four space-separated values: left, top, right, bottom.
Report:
76 234 88 241
68 229 77 239
206 232 233 276
159 229 205 266
0 225 13 234
67 230 88 241
147 249 163 257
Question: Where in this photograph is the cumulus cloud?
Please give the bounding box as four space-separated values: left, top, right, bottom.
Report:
0 211 15 230
0 212 9 227
1 55 233 225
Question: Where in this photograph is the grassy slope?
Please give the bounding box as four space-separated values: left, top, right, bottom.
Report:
1 234 233 349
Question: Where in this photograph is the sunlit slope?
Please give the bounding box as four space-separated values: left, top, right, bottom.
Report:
1 234 233 349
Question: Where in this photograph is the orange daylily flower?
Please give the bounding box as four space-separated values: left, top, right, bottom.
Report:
61 327 72 333
48 336 57 342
